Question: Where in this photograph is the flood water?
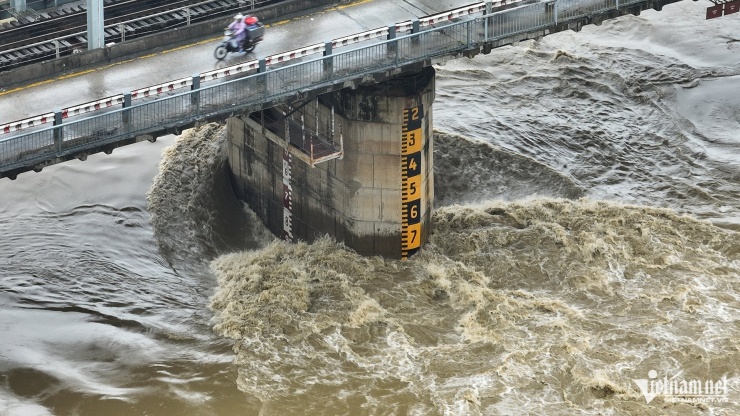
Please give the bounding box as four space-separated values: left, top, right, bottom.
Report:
1 2 739 415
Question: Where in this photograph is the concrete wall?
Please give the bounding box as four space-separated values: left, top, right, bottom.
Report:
227 66 435 258
0 0 341 88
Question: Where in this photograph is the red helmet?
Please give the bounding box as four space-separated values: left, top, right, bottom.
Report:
245 16 257 25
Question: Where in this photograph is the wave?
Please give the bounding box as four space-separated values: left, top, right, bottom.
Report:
206 194 739 414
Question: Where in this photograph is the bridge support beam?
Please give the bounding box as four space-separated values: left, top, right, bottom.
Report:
86 0 104 50
10 0 26 12
227 67 436 259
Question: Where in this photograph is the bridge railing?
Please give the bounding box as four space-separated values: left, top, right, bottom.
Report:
0 0 279 67
1 0 647 174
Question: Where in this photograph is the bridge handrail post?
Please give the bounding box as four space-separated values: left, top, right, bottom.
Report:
190 74 200 112
258 59 268 98
323 41 333 75
122 92 131 133
466 20 473 47
53 110 63 153
387 25 398 63
411 19 420 45
484 1 492 40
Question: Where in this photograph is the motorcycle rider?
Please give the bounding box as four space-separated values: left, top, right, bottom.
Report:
228 13 247 52
242 15 259 49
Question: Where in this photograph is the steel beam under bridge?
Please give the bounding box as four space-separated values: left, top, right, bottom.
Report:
87 0 104 50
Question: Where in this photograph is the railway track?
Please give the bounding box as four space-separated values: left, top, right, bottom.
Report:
0 0 278 71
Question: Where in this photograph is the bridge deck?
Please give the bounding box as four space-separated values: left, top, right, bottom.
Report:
0 0 680 179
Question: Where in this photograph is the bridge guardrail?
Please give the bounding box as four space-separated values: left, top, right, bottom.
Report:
1 0 658 175
1 0 526 135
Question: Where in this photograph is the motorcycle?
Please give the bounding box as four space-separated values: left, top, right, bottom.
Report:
214 23 264 60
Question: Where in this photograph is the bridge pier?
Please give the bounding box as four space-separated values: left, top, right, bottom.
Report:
227 67 436 259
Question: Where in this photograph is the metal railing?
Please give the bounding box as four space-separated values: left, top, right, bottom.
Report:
2 0 518 134
0 0 659 175
0 0 276 66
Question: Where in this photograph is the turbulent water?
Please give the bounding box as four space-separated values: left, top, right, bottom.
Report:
1 2 739 415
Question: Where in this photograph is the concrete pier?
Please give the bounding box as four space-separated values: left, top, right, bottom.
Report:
227 67 435 258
